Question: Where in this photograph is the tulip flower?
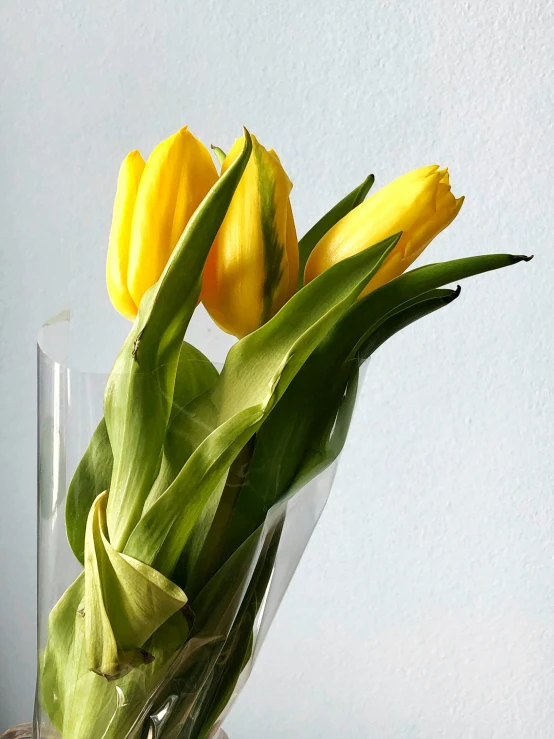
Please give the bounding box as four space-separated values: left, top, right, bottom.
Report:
304 165 464 294
107 127 218 319
202 135 299 338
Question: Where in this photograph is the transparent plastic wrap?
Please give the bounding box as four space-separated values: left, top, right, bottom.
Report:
35 313 362 739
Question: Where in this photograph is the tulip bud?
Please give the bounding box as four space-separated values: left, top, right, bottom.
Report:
304 165 464 295
107 127 218 319
201 135 299 339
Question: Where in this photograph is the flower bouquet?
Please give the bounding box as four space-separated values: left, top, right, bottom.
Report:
34 126 530 739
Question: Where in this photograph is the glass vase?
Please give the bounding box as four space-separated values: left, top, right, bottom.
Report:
34 312 362 739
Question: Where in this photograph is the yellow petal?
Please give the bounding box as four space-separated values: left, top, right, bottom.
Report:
304 167 441 284
202 135 297 338
106 151 145 320
127 127 218 309
305 164 464 296
407 193 464 263
365 192 464 293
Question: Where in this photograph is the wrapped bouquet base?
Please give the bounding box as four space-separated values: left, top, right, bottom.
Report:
35 312 360 739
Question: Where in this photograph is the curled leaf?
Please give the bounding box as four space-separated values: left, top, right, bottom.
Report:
84 491 188 678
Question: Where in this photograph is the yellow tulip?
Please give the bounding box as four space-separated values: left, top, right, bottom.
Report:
107 127 218 319
304 165 464 294
201 135 299 339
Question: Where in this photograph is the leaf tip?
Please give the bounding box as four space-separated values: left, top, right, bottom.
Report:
240 127 253 160
355 173 375 205
444 285 462 303
390 230 403 246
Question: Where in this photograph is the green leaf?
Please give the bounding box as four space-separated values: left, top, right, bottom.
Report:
129 525 267 739
215 232 400 425
142 388 226 591
104 131 253 551
170 342 220 423
40 574 190 739
65 418 112 565
211 286 462 564
268 290 460 502
322 253 532 366
147 522 277 739
284 361 360 494
84 492 188 678
130 232 398 590
124 405 265 578
357 287 460 362
287 288 462 491
144 390 220 513
123 233 401 578
183 439 254 598
172 289 465 738
186 524 283 739
199 255 526 597
281 258 528 503
65 342 219 565
143 342 221 515
298 173 374 287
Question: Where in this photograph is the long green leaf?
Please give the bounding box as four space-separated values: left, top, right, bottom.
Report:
215 232 400 425
182 439 254 598
281 256 530 494
105 132 253 550
141 234 393 592
124 233 401 577
138 254 528 738
358 287 460 362
289 289 462 487
186 524 283 739
298 173 374 287
131 525 267 738
322 253 532 366
151 234 406 593
211 286 462 566
177 290 465 738
125 406 265 577
65 342 218 565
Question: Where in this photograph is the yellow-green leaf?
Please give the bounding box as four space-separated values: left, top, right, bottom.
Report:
84 491 188 678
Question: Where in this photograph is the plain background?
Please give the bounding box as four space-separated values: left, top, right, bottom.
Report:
1 0 553 736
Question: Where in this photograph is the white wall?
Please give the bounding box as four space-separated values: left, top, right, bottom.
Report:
1 0 552 736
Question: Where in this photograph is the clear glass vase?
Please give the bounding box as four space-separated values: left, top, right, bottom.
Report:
34 312 361 739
